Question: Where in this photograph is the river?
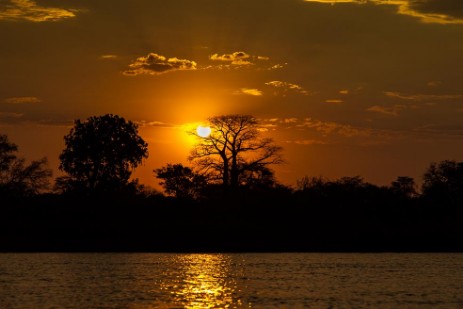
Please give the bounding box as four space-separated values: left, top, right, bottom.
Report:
0 253 462 308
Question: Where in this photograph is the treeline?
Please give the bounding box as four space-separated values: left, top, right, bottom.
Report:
0 114 462 252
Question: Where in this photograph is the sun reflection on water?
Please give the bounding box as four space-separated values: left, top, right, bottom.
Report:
167 254 241 309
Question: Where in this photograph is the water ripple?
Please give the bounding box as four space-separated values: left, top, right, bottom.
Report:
0 253 462 308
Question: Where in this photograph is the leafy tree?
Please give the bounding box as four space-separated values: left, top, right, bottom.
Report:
329 176 368 201
0 134 18 172
296 176 327 192
154 163 207 199
390 176 417 198
238 164 277 189
0 134 52 196
422 160 463 205
53 175 84 194
58 114 148 193
188 114 284 191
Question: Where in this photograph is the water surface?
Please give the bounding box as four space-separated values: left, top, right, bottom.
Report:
0 253 462 308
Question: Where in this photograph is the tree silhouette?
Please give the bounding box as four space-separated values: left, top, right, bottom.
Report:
154 163 207 199
422 160 463 205
296 175 327 192
58 114 148 193
238 164 277 189
188 114 284 191
390 176 417 199
0 134 17 172
0 134 52 196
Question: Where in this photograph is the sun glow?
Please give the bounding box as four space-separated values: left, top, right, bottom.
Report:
196 125 211 138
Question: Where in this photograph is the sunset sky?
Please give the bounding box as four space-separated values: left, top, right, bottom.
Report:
1 0 463 190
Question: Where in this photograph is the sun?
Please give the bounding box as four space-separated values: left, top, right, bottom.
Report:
196 125 211 138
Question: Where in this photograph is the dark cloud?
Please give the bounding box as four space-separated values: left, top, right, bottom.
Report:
385 91 463 101
409 0 463 20
366 105 407 116
304 0 463 24
4 96 41 104
0 111 23 119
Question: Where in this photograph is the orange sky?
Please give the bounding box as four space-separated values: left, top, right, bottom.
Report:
1 0 463 191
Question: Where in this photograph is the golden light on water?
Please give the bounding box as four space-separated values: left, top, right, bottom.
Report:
173 254 240 308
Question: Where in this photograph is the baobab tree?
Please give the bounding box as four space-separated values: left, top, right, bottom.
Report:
188 114 284 191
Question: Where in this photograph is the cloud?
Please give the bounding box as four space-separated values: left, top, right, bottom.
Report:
366 105 407 116
0 0 77 22
265 81 310 96
0 116 75 127
123 53 197 76
208 51 274 69
283 139 328 146
304 0 365 3
289 139 327 145
407 0 463 22
263 117 461 145
0 111 23 118
4 96 41 104
0 111 25 124
268 64 287 71
384 91 463 101
427 81 442 87
235 88 263 96
325 99 343 104
262 117 401 145
413 123 463 137
100 54 118 60
209 51 253 65
282 118 299 124
265 116 463 144
124 51 278 76
135 120 172 128
298 118 372 137
304 0 463 24
261 117 374 138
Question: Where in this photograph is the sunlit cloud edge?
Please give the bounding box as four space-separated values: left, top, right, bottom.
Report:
303 0 463 25
0 0 79 22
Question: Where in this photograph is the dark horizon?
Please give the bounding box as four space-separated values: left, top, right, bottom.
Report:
2 114 463 253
